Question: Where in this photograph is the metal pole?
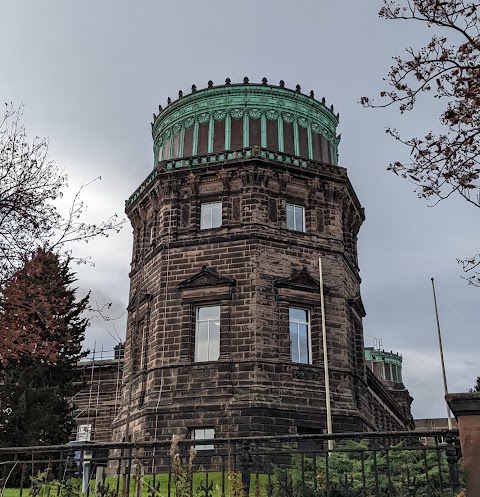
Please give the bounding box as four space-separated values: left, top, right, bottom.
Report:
431 277 453 430
319 257 333 451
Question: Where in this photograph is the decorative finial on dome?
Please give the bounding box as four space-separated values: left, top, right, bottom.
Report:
225 77 231 85
262 77 268 85
178 90 183 98
296 84 301 92
167 97 172 105
321 97 326 105
153 113 157 120
191 84 197 93
336 112 340 120
208 80 213 88
243 76 249 84
309 90 314 98
279 80 285 88
158 104 163 112
330 104 334 112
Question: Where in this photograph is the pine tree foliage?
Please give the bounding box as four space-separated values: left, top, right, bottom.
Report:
469 375 480 392
0 249 88 446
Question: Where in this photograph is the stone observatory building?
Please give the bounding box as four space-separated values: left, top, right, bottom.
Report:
112 78 413 444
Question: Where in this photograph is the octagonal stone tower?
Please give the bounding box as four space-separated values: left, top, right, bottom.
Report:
113 79 390 443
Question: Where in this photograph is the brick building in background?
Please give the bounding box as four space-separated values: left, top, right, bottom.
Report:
99 79 415 444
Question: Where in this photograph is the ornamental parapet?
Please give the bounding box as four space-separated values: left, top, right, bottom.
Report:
126 146 347 207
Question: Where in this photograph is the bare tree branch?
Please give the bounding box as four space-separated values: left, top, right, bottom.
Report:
362 0 480 285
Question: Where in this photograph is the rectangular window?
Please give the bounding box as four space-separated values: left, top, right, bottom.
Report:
283 122 295 155
195 306 220 362
289 308 310 364
266 119 278 150
213 120 225 153
200 202 222 229
230 118 243 150
249 118 261 147
76 423 92 442
197 122 209 155
190 427 215 450
183 127 194 157
286 204 305 232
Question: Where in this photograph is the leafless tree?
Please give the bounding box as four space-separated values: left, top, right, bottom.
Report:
361 0 480 285
0 104 124 286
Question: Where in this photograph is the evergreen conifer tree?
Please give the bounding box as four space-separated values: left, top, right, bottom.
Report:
0 249 88 447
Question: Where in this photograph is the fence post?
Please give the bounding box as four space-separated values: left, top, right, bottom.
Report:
239 441 252 497
446 392 480 496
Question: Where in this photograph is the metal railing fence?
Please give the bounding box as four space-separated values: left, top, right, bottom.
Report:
0 430 464 497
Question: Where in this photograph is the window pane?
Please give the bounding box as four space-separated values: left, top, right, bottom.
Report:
197 122 209 155
298 126 309 158
208 320 220 361
283 122 295 155
76 424 92 442
230 118 243 150
320 136 330 163
286 204 294 230
294 206 304 232
213 120 225 153
196 306 220 362
172 132 180 158
287 204 304 232
289 308 309 364
198 306 220 321
312 132 322 161
195 322 209 362
201 202 222 229
249 118 261 147
290 322 299 362
299 324 309 364
192 428 214 450
163 137 171 160
290 308 307 322
157 144 163 162
266 119 278 150
183 127 193 157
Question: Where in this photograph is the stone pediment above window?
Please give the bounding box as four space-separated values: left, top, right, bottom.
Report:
127 289 153 313
274 268 326 303
274 268 319 293
178 265 235 302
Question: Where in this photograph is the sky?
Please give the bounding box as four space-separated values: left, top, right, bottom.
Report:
1 0 478 420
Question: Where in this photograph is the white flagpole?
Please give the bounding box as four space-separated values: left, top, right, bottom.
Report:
431 277 453 430
319 257 333 451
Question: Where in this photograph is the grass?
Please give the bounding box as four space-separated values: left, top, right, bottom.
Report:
1 472 272 497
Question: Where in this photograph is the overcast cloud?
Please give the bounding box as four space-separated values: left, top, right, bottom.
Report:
1 0 478 420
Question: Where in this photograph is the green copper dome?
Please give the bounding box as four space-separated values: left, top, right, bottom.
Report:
151 78 340 168
127 79 343 206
